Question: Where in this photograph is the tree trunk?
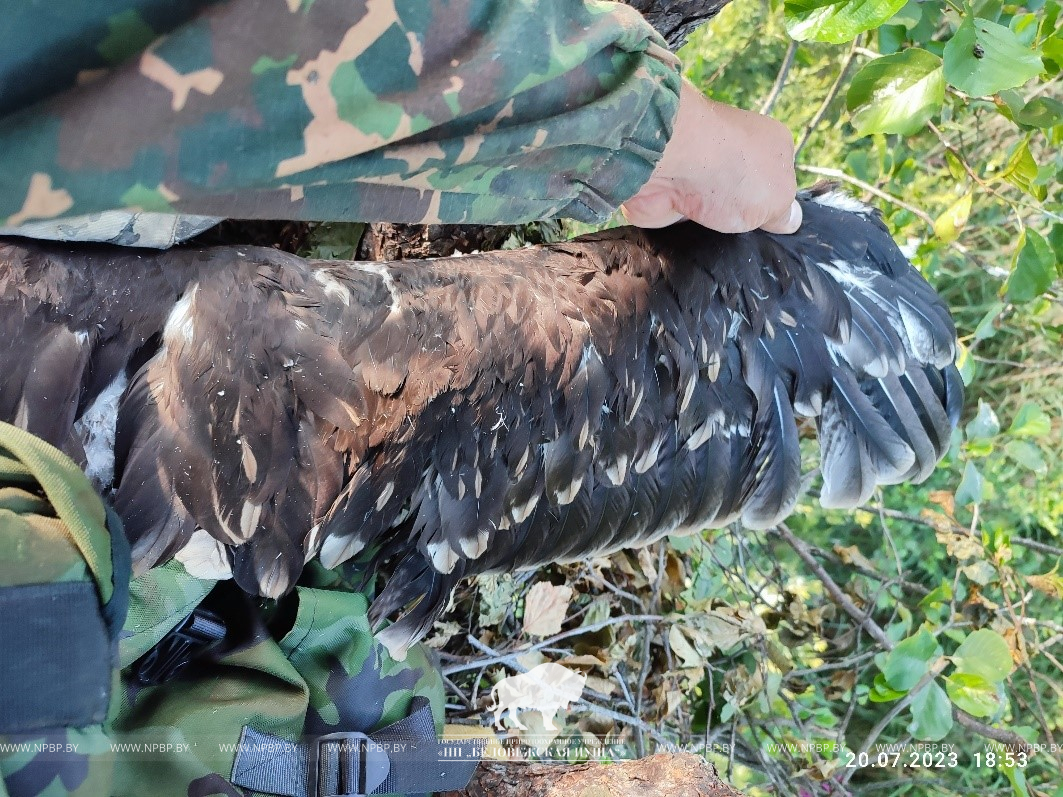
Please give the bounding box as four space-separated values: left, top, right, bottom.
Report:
623 0 732 50
441 754 747 797
356 223 517 261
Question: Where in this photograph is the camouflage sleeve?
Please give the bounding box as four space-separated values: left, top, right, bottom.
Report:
0 0 682 230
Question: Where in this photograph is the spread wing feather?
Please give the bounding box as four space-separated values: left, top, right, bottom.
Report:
0 188 961 656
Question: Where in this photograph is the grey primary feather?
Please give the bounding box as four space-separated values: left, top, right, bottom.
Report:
0 187 962 653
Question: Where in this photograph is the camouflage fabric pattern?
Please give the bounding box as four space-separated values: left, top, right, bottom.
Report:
109 562 445 797
0 211 221 249
0 423 117 601
118 560 216 666
1 425 447 797
0 423 122 797
0 0 681 233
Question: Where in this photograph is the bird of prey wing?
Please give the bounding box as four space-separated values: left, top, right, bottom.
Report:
0 187 962 655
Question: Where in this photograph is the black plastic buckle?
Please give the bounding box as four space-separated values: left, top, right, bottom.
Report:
308 731 391 797
131 607 227 686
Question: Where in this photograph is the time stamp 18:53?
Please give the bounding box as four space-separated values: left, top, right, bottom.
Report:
842 749 1030 769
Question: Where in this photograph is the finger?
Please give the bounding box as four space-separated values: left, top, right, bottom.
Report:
620 193 686 228
759 199 802 234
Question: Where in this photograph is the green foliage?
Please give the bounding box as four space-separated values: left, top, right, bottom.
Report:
663 1 1062 794
784 0 908 44
846 49 945 136
943 17 1045 98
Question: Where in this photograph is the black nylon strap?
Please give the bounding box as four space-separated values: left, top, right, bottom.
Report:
231 698 483 797
0 581 111 732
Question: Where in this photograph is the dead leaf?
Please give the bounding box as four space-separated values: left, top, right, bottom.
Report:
935 527 983 560
928 490 957 518
584 675 617 696
637 547 659 583
834 544 876 572
1027 571 1063 599
663 552 686 597
443 725 508 761
825 669 857 699
557 654 608 669
425 620 461 649
961 559 997 586
668 625 702 668
766 638 794 673
523 581 573 637
516 650 546 671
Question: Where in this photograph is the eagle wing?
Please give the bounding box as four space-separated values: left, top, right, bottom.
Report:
0 189 962 654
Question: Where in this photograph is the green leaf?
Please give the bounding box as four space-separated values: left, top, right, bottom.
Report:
908 681 954 740
952 629 1013 683
999 140 1046 200
944 672 1003 717
1006 229 1056 302
882 627 941 690
847 50 944 137
956 460 984 506
878 23 907 54
1008 401 1052 437
869 673 908 702
973 301 1005 340
1049 223 1063 266
1002 760 1032 797
1010 12 1040 47
1044 32 1063 70
890 0 922 29
1003 439 1047 473
919 582 953 610
956 340 977 385
943 17 1045 97
785 0 908 44
966 399 1000 440
944 150 967 181
933 192 973 242
1015 97 1063 128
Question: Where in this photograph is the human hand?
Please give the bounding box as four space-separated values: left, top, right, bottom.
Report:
621 79 801 234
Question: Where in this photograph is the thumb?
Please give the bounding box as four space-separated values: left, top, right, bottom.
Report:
759 199 802 234
620 185 686 228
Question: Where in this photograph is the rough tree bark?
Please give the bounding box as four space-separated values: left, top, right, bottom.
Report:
441 754 747 797
625 0 732 50
356 223 517 260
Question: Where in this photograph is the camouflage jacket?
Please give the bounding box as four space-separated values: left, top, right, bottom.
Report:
0 0 681 242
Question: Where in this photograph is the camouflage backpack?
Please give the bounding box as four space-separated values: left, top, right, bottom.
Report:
0 422 481 797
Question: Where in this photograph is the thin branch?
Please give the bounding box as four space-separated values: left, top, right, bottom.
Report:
795 38 860 157
443 614 666 676
953 711 1033 754
1013 535 1063 559
797 165 935 228
775 523 1036 756
774 523 892 648
634 544 667 756
760 39 798 116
